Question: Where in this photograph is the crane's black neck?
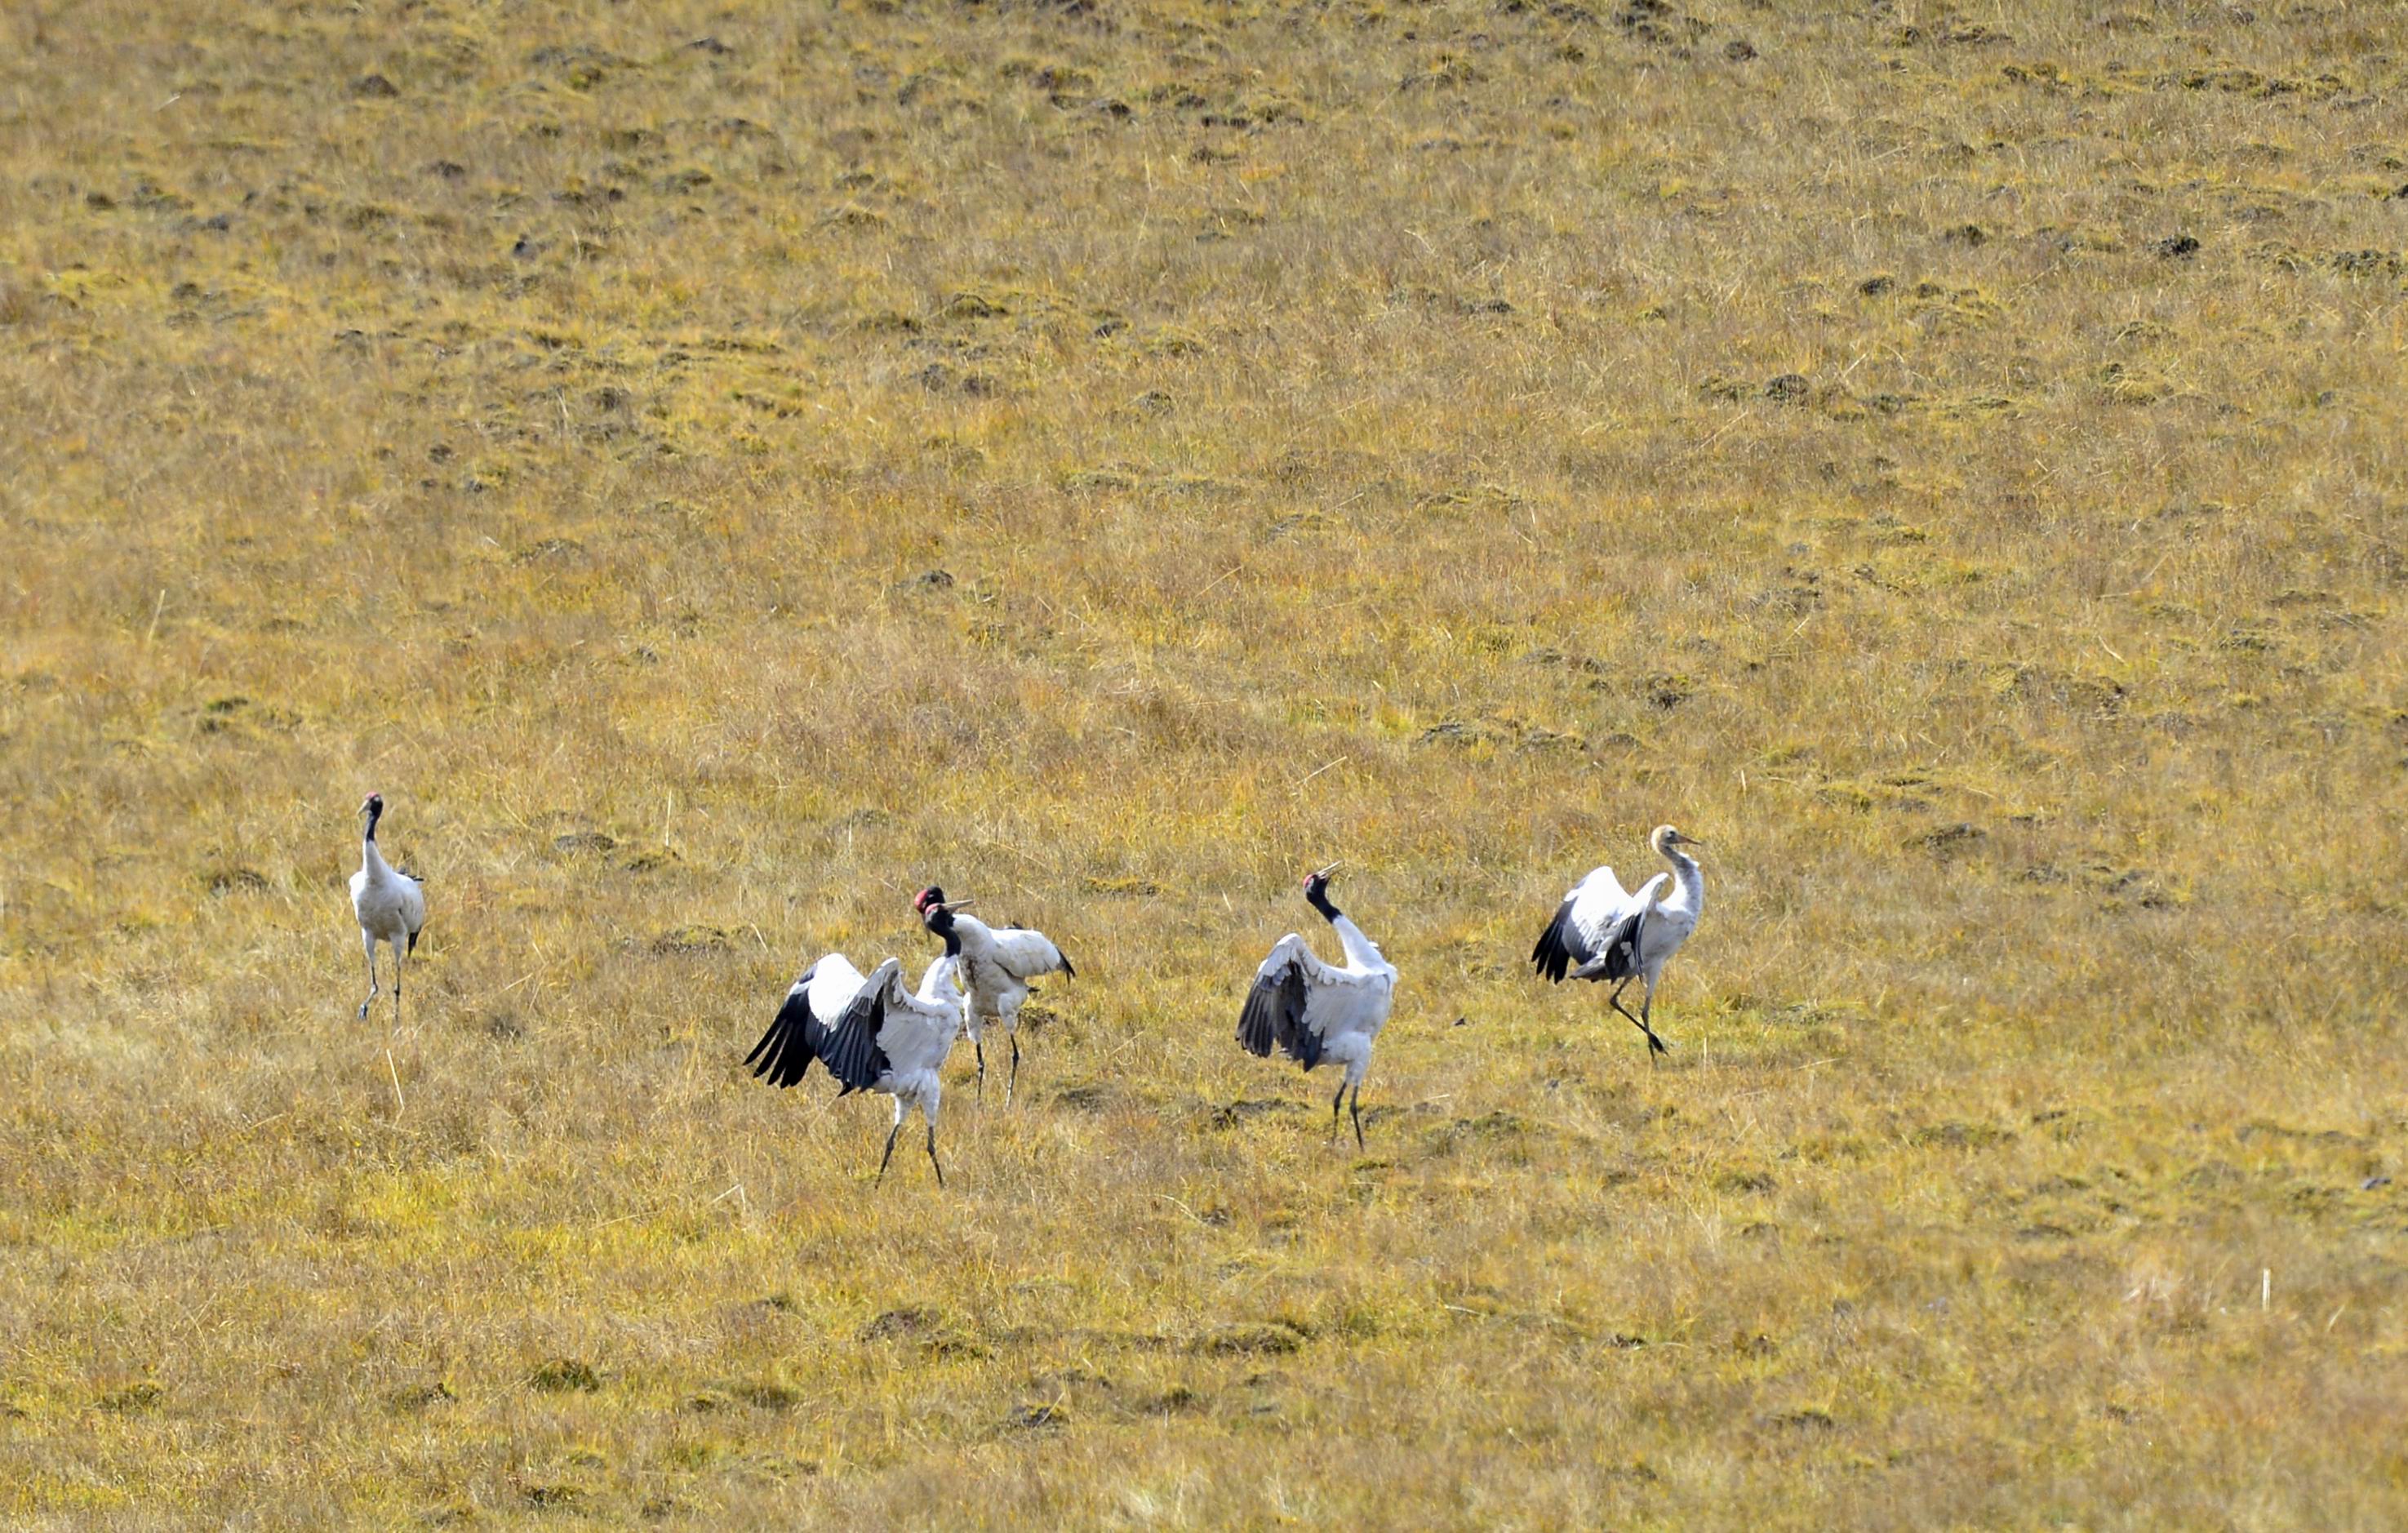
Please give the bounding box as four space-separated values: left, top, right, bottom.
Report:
927 913 962 957
363 803 383 844
1305 883 1340 923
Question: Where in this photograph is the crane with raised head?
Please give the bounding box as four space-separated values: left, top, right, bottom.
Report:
911 885 1073 1107
1235 864 1397 1149
1531 824 1707 1058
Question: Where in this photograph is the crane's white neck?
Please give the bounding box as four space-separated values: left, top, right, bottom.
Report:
1659 844 1704 909
1330 912 1387 972
361 830 393 878
918 952 962 1002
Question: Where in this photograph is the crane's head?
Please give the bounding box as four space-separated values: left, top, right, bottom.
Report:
1300 862 1344 917
1651 824 1704 855
917 897 967 958
359 793 384 819
914 886 976 920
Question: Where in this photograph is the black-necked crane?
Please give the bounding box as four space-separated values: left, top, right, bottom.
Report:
1531 824 1706 1057
910 885 1073 1107
744 898 968 1185
349 793 428 1029
1235 864 1397 1149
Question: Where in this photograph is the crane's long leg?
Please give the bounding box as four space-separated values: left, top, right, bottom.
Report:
922 1091 945 1187
357 931 380 1020
1348 1079 1366 1150
876 1099 904 1184
972 1033 986 1104
392 938 407 1035
1637 980 1669 1059
1329 1079 1347 1140
1609 977 1668 1059
1006 1032 1020 1109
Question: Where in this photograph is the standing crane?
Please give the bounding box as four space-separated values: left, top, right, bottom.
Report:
349 793 428 1029
1235 864 1397 1149
1530 824 1706 1057
910 885 1073 1107
744 898 968 1185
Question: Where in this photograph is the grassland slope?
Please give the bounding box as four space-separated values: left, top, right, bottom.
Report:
2 0 2406 1524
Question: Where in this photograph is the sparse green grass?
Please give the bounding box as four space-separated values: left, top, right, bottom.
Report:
2 0 2406 1523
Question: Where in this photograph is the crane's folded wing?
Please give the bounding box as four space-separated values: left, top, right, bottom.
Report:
990 926 1073 980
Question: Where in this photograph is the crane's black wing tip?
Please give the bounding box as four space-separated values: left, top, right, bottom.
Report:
1531 897 1582 983
1236 977 1277 1059
1059 952 1076 980
742 1013 778 1071
745 987 824 1087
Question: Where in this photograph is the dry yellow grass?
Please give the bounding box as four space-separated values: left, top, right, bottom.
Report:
2 0 2406 1523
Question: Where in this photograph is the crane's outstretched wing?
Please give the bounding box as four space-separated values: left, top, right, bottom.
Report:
1531 865 1626 981
820 960 901 1093
1534 868 1668 983
989 926 1075 980
1237 934 1338 1070
744 954 891 1092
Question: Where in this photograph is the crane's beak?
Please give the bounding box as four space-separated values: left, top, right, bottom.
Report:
939 898 976 913
1678 833 1706 848
1311 860 1343 879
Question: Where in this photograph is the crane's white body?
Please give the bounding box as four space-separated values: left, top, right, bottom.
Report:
813 952 965 1114
349 798 427 1027
747 944 966 1184
1237 875 1396 1145
1531 826 1705 1055
948 911 1073 1104
1246 921 1397 1085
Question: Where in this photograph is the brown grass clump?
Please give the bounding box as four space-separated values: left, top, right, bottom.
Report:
3 0 2407 1523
